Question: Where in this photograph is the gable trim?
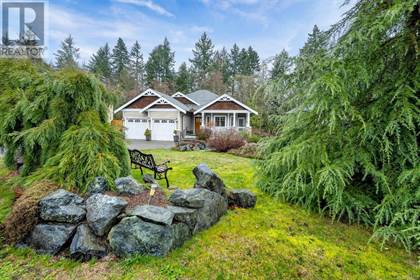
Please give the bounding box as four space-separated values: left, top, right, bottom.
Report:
141 97 186 114
194 94 258 115
114 88 161 113
172 92 200 105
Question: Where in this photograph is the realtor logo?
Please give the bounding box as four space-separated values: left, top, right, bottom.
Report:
1 1 45 45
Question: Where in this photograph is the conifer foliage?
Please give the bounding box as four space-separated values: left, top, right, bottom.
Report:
0 59 130 192
257 1 419 250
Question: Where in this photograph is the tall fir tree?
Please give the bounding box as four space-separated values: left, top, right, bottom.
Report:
174 62 192 93
54 35 80 68
129 41 144 90
212 47 230 83
88 43 112 84
111 38 130 77
145 38 175 89
190 32 214 87
271 49 292 80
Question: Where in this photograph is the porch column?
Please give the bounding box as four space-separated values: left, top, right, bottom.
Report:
233 113 236 129
246 112 250 128
201 112 205 128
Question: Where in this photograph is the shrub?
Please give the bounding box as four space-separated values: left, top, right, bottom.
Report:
240 132 263 143
196 128 212 141
228 143 260 159
207 129 245 152
2 180 59 244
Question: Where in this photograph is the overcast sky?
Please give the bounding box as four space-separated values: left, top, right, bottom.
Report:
44 0 353 67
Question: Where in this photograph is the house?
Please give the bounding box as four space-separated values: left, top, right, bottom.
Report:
114 88 258 141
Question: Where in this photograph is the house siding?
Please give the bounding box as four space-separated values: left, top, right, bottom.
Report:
126 96 159 109
205 101 246 110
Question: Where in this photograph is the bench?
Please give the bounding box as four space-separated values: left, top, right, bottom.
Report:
128 149 172 188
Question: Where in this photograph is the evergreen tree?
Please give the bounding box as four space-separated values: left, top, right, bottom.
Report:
145 38 175 89
174 62 192 93
258 0 420 251
212 48 230 83
190 32 214 86
228 43 241 78
54 35 80 68
271 49 292 80
88 43 112 84
246 46 260 74
111 38 130 76
129 41 144 90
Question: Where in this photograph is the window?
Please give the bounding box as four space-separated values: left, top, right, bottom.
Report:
134 119 141 123
169 120 175 123
141 119 147 123
161 120 168 123
214 116 226 127
238 117 246 127
154 120 160 123
128 119 134 122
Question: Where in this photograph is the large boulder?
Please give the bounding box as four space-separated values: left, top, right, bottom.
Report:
169 188 227 233
127 205 174 225
70 224 107 260
39 189 86 223
193 163 227 198
115 176 144 196
227 189 257 208
143 174 158 185
86 194 127 236
166 206 197 232
171 222 191 248
26 224 76 255
108 216 174 257
86 177 108 196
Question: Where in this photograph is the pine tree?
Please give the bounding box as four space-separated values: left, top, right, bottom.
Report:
145 38 175 89
212 48 230 83
111 38 130 76
246 46 260 74
228 43 241 78
190 32 214 86
271 49 292 80
129 41 144 90
88 43 112 84
54 35 80 68
174 62 192 93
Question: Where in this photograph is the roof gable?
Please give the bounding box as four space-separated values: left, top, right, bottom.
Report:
186 90 219 106
194 94 258 115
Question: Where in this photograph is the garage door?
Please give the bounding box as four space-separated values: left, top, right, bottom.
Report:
152 119 177 141
125 118 149 140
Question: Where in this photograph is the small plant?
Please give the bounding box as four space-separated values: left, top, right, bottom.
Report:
144 129 151 141
207 129 245 152
196 127 212 141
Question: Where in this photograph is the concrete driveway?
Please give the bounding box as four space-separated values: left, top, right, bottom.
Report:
127 140 175 150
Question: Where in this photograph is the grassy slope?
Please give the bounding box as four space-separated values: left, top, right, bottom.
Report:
0 151 418 280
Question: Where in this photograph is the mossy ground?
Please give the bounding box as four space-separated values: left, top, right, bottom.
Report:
0 150 418 279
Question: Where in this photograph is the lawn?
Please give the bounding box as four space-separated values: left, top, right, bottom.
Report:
0 150 418 280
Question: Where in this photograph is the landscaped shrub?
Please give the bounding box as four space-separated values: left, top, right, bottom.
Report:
207 129 245 152
257 1 419 251
2 180 58 244
0 59 130 192
240 131 263 143
196 127 212 141
228 143 260 159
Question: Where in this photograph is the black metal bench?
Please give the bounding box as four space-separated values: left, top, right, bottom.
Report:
128 149 172 188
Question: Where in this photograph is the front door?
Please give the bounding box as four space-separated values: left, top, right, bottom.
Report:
194 117 201 134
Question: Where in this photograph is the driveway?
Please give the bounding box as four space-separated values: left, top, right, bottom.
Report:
127 140 175 150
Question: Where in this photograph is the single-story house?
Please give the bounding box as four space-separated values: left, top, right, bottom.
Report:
114 88 258 141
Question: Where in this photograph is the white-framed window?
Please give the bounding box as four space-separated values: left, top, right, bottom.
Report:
238 117 246 127
214 115 226 127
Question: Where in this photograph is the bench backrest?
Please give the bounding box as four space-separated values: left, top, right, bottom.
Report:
128 149 156 169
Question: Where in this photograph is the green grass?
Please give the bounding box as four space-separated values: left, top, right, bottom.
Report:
0 150 418 280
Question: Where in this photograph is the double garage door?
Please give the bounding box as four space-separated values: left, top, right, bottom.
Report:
125 118 177 141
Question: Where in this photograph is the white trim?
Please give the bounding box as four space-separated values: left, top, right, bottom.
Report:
141 97 187 114
171 92 200 105
114 88 161 113
214 115 227 128
148 108 178 112
237 116 246 128
200 110 251 114
194 94 258 115
121 109 144 112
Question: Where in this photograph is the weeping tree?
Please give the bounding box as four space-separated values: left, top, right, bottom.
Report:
257 1 419 251
0 59 130 192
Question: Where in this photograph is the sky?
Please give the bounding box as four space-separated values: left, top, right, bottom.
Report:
43 0 353 67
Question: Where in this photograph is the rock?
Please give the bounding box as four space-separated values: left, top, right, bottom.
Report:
169 188 227 233
166 206 197 232
39 189 86 223
127 205 174 225
26 224 76 255
143 174 158 185
86 194 127 236
171 222 191 248
227 189 257 208
169 188 205 208
108 217 173 257
86 177 108 196
70 224 107 260
193 163 227 198
115 176 144 195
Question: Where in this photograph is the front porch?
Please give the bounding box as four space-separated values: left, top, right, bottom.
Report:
195 111 251 134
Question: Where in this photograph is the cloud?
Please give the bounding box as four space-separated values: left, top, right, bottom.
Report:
114 0 174 17
190 25 214 34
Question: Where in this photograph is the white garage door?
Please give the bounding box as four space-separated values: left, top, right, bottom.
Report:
152 119 177 141
125 118 149 140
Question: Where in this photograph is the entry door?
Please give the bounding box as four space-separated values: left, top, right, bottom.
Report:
152 119 177 141
194 117 201 134
125 118 148 140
